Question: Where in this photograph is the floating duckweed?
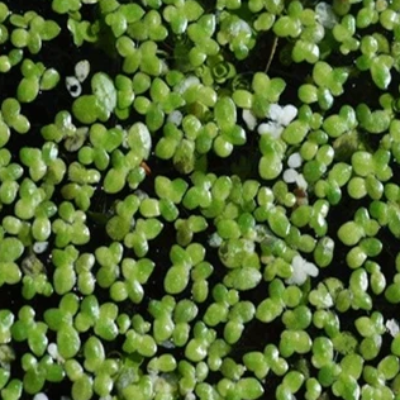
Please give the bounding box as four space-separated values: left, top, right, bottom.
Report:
2 1 400 399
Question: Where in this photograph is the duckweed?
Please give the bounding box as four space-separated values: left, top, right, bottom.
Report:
1 0 400 399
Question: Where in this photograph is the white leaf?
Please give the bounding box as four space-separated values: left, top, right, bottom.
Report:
286 255 319 285
386 319 400 337
279 105 298 126
242 109 257 130
288 152 302 169
33 394 49 400
33 241 49 254
283 168 298 183
167 110 183 126
65 76 82 97
257 122 283 138
75 59 90 82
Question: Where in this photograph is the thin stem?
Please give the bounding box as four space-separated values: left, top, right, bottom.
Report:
265 36 279 74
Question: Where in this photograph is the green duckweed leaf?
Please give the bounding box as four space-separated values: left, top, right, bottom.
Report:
0 238 24 262
41 20 61 41
72 95 101 125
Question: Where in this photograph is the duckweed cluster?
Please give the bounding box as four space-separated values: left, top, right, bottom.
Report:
2 0 400 400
